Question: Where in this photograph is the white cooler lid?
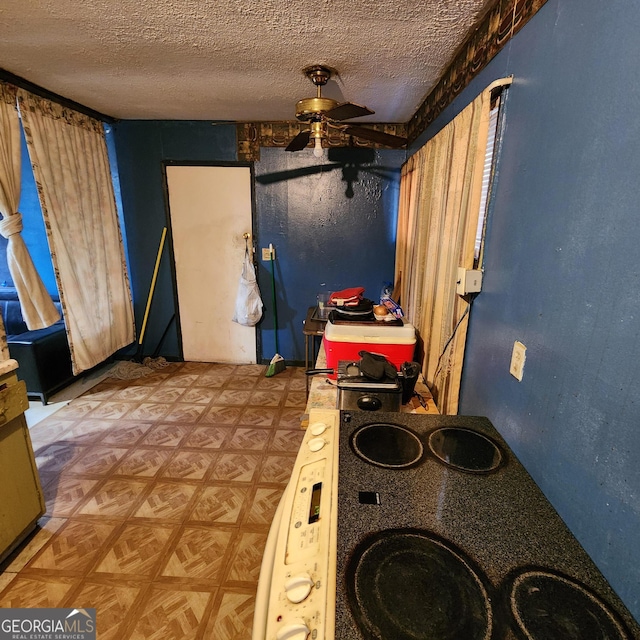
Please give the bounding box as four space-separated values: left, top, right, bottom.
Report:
324 319 416 344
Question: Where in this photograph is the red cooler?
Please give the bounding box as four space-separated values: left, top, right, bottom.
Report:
323 319 416 379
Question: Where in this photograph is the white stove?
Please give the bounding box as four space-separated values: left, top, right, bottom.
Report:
252 409 340 640
253 409 640 640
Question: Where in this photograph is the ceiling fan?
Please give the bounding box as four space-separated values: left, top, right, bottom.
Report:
285 65 407 156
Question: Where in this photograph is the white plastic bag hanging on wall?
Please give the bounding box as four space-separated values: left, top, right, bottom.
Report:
232 248 263 326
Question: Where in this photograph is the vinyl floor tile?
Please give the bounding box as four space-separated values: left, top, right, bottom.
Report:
35 442 85 476
192 374 227 388
93 523 174 577
206 589 255 640
141 423 194 447
188 486 249 524
45 477 101 516
284 390 307 407
146 387 187 403
28 418 78 448
248 389 284 407
65 445 130 476
110 385 156 402
184 425 232 449
256 376 288 390
200 405 244 425
228 427 271 450
88 400 137 420
179 387 220 404
209 453 260 483
126 587 212 640
225 532 268 583
27 520 115 573
0 575 78 608
114 447 174 478
161 373 201 388
160 527 232 581
161 403 207 423
68 581 142 640
62 418 116 444
161 450 218 481
78 478 149 517
55 398 104 418
258 454 297 484
244 487 285 525
125 402 173 422
132 482 198 521
216 390 253 406
226 375 260 390
238 406 278 427
101 421 154 447
1 363 307 639
270 429 305 452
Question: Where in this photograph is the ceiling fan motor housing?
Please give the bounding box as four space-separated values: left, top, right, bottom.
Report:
295 65 338 121
284 64 407 152
295 97 339 121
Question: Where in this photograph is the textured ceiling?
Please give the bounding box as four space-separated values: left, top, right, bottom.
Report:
0 0 493 123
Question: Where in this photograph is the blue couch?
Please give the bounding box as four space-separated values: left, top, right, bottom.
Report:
0 287 76 404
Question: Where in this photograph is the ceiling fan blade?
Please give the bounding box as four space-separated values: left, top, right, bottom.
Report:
285 130 311 152
325 102 374 121
342 125 407 148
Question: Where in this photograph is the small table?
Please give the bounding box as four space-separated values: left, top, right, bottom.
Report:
302 306 327 370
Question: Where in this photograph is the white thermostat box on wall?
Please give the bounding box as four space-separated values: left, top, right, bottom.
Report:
456 268 483 295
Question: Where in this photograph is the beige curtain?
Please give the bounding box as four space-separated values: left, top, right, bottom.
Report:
17 90 135 375
395 78 511 414
0 83 60 332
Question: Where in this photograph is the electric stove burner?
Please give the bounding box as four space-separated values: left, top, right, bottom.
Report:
428 427 503 473
346 530 493 640
351 423 424 468
509 570 630 640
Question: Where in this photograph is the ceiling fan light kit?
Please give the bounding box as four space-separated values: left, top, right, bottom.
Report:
284 65 407 154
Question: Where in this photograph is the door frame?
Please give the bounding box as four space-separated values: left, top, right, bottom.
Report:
161 160 261 363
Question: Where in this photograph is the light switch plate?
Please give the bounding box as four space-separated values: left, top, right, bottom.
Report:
510 341 527 381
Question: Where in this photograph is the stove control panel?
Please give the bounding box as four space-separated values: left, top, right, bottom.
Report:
286 459 325 561
263 409 340 640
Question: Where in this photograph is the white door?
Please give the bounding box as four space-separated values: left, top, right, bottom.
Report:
166 164 256 363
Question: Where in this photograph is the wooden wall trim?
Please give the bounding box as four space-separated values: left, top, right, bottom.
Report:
407 0 549 142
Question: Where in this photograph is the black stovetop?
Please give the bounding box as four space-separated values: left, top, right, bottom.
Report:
335 411 640 640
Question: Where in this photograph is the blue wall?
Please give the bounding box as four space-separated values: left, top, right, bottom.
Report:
112 122 403 363
411 0 640 620
255 146 403 361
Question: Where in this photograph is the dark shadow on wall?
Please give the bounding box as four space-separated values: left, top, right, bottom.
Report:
256 147 401 198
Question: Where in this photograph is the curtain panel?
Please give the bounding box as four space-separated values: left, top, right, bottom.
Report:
0 83 60 335
17 90 135 375
395 79 510 414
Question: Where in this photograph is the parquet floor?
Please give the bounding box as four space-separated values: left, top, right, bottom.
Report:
0 361 307 640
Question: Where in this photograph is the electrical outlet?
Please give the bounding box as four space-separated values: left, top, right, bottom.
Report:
262 247 272 261
456 267 483 295
510 341 526 381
